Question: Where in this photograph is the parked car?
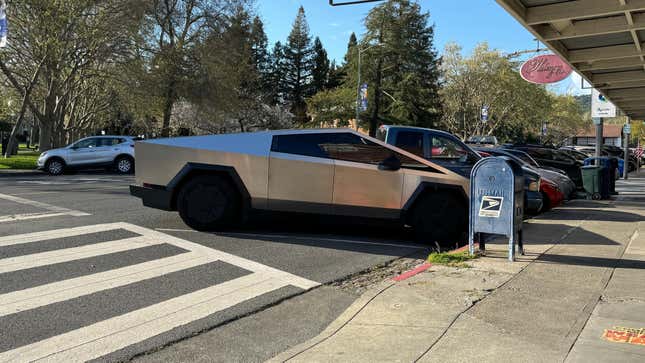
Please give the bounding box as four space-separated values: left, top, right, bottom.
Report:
376 125 480 178
130 129 470 244
477 148 567 210
504 146 583 188
377 125 542 216
37 136 139 175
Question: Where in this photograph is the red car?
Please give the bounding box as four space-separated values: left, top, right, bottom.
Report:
540 177 564 210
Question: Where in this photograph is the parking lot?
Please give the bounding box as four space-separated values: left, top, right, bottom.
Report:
0 173 432 362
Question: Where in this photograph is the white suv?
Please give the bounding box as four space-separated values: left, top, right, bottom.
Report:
37 136 138 175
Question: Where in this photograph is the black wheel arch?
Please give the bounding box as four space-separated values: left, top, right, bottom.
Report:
402 182 468 224
167 163 251 215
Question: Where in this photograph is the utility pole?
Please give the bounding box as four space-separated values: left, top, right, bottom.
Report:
355 43 382 131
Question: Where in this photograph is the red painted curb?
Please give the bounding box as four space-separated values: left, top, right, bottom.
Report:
391 243 479 282
392 263 432 281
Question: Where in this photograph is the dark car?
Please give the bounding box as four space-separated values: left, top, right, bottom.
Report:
377 125 543 216
505 146 583 188
376 125 480 178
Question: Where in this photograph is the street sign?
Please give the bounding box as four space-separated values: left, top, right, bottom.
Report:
591 89 616 118
359 83 368 112
541 122 548 136
481 105 489 122
624 124 631 135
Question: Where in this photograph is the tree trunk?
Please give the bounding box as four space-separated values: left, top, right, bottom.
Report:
161 80 176 138
39 120 53 151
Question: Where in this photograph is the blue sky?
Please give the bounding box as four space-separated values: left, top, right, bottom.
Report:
256 0 588 95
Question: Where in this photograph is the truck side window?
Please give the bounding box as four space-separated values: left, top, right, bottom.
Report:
394 131 424 158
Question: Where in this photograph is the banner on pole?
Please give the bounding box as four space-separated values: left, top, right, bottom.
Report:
359 83 368 112
0 1 7 48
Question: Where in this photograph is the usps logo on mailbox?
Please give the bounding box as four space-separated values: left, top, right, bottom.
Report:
479 196 503 218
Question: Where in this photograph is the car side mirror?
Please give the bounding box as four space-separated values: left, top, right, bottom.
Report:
378 155 401 171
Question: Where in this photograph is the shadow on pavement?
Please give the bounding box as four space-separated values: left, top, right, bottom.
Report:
544 208 643 222
536 253 645 269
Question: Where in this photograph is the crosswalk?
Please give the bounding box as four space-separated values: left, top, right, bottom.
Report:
0 222 319 362
0 192 90 223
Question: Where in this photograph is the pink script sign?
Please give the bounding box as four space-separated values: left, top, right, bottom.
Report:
520 54 573 84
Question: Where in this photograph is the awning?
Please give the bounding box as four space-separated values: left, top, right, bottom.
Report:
497 0 645 120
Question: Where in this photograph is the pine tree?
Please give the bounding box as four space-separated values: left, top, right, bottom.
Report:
344 32 357 65
311 37 330 94
267 41 286 104
250 16 271 94
327 60 343 89
282 5 314 124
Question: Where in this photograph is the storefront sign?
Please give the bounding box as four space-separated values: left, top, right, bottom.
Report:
520 54 573 84
592 89 617 118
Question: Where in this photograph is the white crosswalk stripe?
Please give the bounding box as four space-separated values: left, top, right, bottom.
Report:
0 222 320 362
0 192 90 223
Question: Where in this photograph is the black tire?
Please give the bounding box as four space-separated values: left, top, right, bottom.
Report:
592 192 601 200
177 175 240 231
411 192 467 245
45 158 65 176
114 155 134 174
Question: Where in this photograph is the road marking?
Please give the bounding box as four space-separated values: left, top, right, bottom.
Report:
0 273 283 363
0 192 89 223
0 236 157 274
0 223 127 247
155 228 427 249
0 252 217 317
0 223 319 361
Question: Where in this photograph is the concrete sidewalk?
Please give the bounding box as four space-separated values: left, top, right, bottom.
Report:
270 174 645 363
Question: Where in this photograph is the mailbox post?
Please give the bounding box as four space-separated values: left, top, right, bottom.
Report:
469 157 525 261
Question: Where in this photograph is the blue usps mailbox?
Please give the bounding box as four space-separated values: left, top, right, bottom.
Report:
469 157 525 261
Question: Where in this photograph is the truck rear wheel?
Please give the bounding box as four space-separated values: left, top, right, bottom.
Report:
411 192 466 245
177 175 240 231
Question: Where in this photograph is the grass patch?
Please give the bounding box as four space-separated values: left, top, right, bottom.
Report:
0 149 39 170
427 250 478 268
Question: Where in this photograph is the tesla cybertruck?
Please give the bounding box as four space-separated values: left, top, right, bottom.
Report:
130 129 469 243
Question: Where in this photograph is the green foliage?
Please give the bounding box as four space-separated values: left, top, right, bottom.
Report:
315 0 442 135
307 87 355 126
0 150 39 170
427 251 477 268
282 6 315 124
439 42 584 144
312 37 330 94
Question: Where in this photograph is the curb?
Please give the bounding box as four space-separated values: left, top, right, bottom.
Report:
267 280 395 363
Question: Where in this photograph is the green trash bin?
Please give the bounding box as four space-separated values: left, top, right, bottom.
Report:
582 165 601 200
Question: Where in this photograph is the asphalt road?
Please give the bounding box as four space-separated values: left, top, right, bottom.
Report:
0 172 430 362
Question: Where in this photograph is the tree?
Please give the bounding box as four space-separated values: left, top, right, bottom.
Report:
344 0 442 136
282 5 314 124
438 42 584 144
311 37 330 94
0 0 144 150
250 15 271 95
266 41 286 104
140 0 236 137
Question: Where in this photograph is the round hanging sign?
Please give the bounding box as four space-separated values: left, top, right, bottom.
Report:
520 54 573 84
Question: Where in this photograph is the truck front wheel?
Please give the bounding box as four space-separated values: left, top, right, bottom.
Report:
177 175 240 231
